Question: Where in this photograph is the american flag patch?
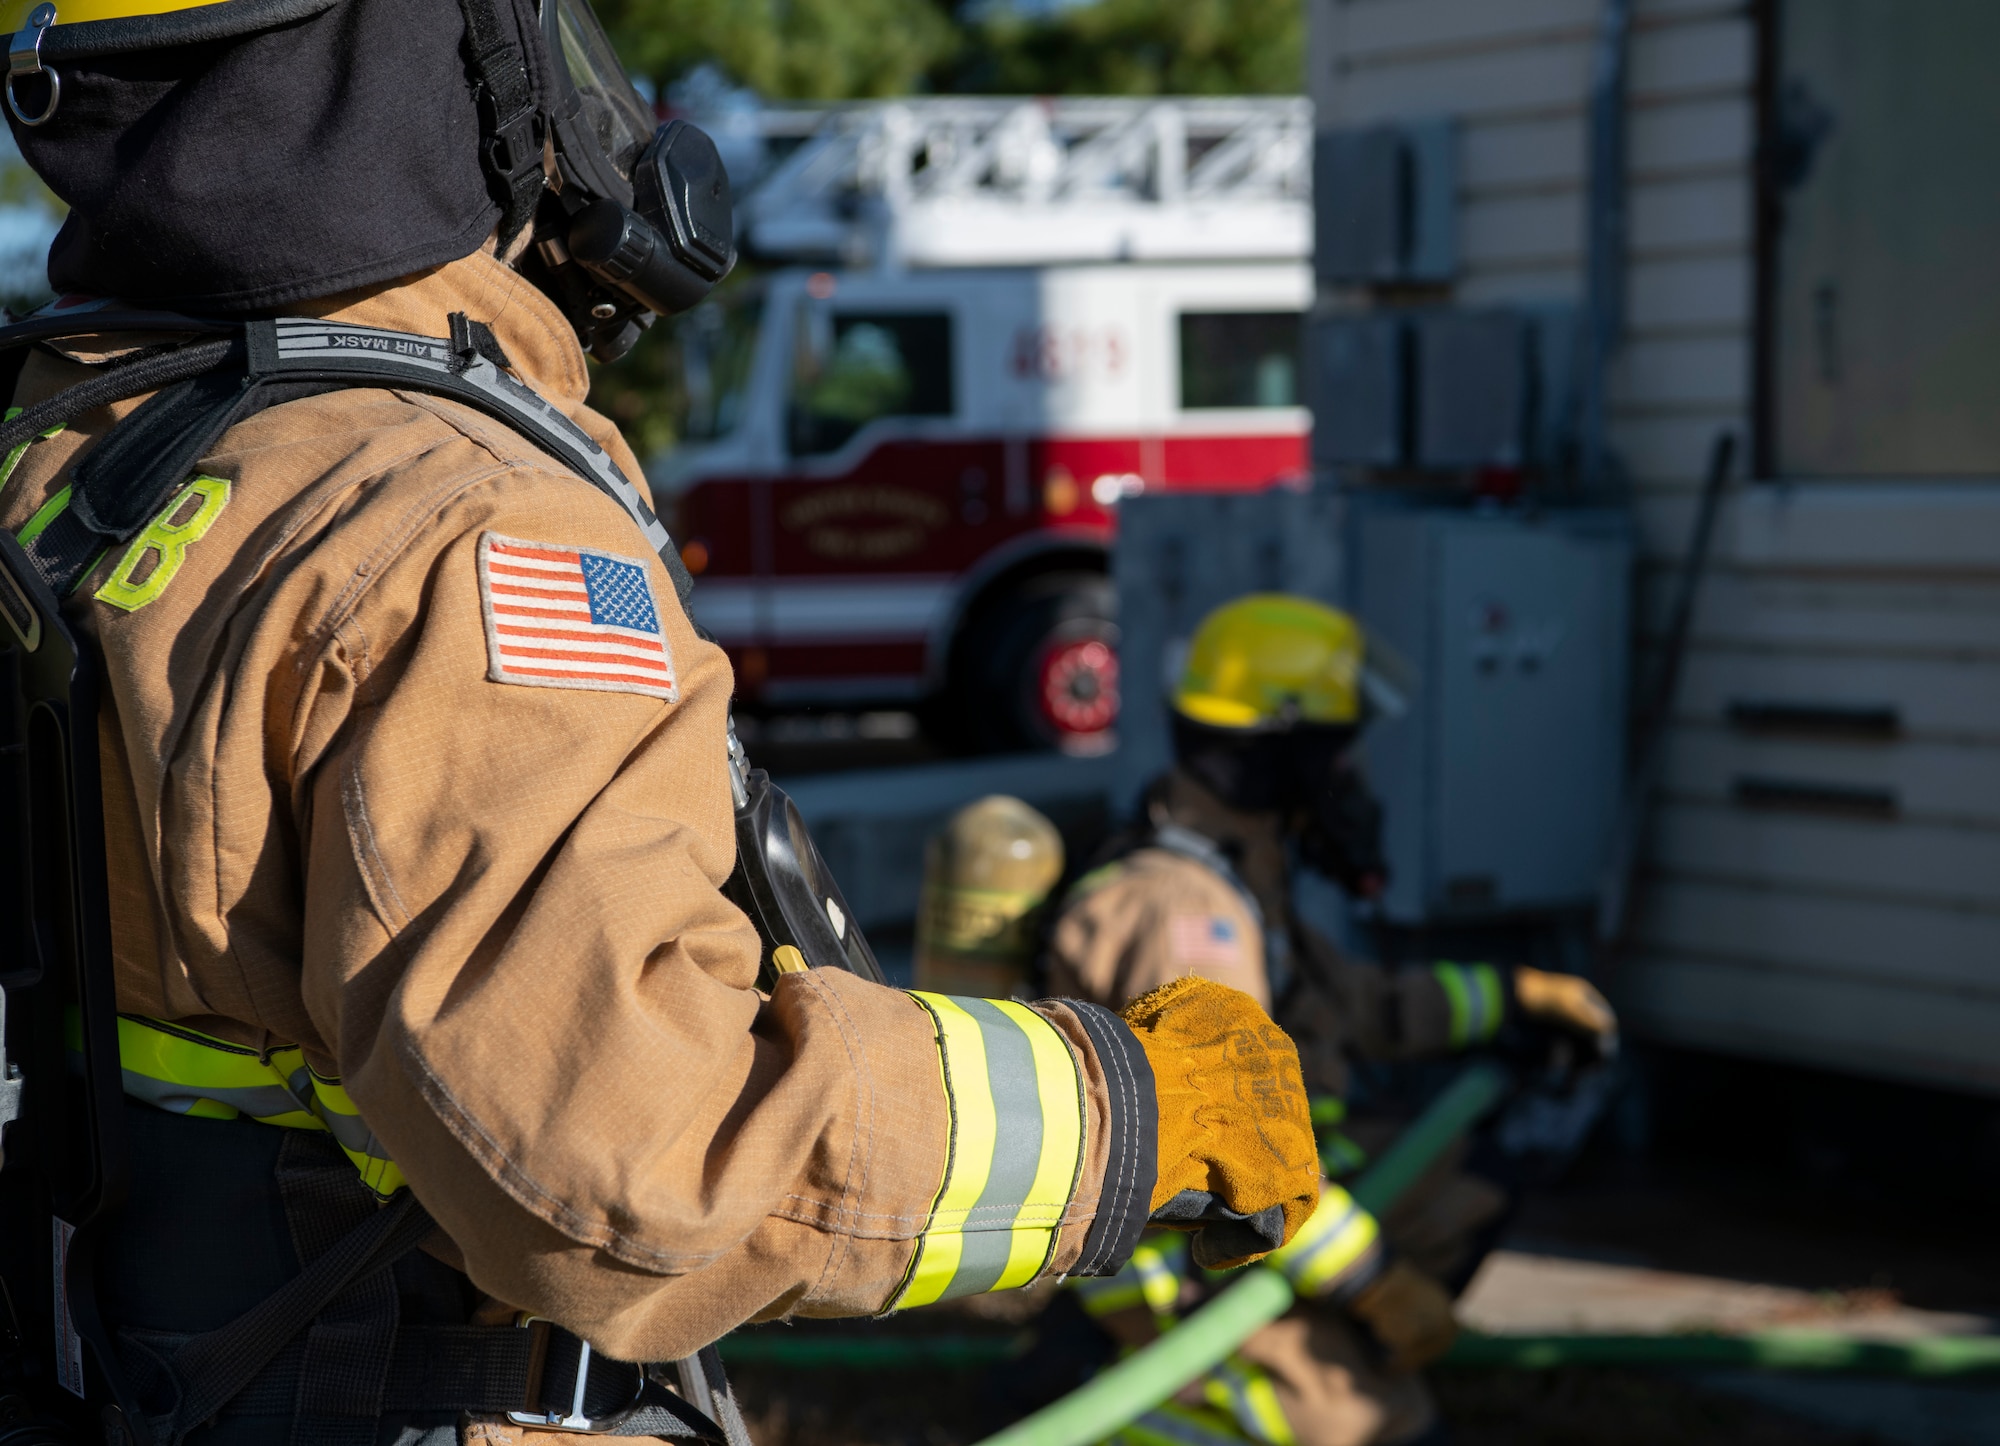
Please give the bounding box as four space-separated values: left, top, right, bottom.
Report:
477 532 678 702
1169 913 1245 968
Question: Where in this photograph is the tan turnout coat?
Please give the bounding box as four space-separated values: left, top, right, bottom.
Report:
0 250 1126 1366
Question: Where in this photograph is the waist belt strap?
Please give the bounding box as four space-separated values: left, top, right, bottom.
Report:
121 1326 726 1444
146 1183 435 1446
117 1130 734 1446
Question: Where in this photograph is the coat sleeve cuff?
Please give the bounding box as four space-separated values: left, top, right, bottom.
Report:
1044 999 1158 1278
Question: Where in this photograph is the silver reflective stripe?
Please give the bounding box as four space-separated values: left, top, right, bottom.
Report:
119 1071 303 1122
1117 1407 1248 1446
940 995 1048 1299
1208 1359 1294 1446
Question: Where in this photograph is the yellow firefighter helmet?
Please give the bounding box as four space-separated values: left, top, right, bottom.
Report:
1172 594 1374 730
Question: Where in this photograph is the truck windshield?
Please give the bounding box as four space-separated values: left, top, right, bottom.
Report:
675 285 767 443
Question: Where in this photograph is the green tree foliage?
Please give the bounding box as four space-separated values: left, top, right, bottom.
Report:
592 0 958 99
593 324 682 465
952 0 1303 96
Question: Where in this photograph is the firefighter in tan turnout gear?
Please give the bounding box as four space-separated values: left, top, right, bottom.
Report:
0 4 1321 1444
1040 596 1619 1446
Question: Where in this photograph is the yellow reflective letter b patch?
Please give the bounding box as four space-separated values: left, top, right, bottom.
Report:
96 475 232 614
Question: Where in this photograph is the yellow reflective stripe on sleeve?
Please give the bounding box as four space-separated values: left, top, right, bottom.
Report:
0 0 229 27
1432 961 1504 1048
1474 964 1504 1039
891 993 1087 1310
1267 1183 1379 1297
114 1015 405 1198
899 997 998 1307
1204 1357 1296 1446
95 474 230 613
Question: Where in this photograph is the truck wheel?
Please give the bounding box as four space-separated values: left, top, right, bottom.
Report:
952 572 1119 755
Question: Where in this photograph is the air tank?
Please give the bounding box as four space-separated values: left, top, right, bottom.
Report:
913 795 1065 1000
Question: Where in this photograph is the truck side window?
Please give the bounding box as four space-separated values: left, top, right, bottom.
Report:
1179 312 1302 409
790 310 955 456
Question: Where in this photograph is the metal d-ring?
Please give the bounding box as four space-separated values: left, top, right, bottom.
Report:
7 4 60 128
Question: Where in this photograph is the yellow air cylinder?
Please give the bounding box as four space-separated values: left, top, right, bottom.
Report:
913 795 1065 999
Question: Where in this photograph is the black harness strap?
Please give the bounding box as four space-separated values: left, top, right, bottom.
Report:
121 1328 728 1444
0 313 699 613
243 316 689 598
0 334 239 462
454 0 547 246
275 1134 401 1446
143 1190 434 1445
674 1347 754 1446
118 1167 732 1445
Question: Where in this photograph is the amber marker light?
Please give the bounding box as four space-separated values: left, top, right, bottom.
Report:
1043 466 1080 517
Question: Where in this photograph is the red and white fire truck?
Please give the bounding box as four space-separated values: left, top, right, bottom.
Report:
657 98 1312 752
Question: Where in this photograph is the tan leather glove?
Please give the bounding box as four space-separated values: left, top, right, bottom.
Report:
1120 977 1321 1269
1513 966 1619 1055
1346 1259 1460 1373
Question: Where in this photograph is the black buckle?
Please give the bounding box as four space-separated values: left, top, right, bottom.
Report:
480 89 547 185
509 1317 647 1435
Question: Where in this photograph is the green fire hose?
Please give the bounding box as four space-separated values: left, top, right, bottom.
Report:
967 1063 1510 1446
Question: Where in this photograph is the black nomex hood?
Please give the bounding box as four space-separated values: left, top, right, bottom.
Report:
7 0 548 315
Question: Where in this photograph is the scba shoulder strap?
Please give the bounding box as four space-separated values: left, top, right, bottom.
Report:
0 310 698 610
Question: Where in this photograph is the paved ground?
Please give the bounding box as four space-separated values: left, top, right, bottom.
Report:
1437 1047 2000 1444
1459 1249 1993 1341
1447 1247 2000 1446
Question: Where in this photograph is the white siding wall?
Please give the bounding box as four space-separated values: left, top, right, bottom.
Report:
1311 0 2000 1093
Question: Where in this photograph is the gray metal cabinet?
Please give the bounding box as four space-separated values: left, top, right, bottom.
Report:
1351 503 1632 923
